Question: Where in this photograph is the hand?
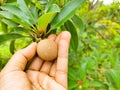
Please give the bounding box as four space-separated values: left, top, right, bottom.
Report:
0 31 71 90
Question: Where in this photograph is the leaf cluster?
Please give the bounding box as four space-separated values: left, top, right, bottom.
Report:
0 0 86 53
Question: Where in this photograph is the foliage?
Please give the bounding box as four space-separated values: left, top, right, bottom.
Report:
0 0 120 90
0 0 86 52
68 1 120 90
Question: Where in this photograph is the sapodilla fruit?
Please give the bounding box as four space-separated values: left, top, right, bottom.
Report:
37 39 58 61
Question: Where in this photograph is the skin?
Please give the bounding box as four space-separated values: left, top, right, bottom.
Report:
0 31 71 90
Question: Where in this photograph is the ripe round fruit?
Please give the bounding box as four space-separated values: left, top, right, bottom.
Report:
37 39 58 61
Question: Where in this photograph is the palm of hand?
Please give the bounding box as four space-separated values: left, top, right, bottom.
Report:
0 60 66 90
27 70 65 90
0 31 70 90
26 56 66 90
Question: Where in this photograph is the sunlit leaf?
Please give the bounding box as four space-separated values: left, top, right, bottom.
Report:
38 12 57 33
0 4 32 26
30 5 38 24
17 0 35 24
1 22 7 33
0 11 31 28
47 4 60 13
45 0 57 12
1 18 18 27
0 11 16 19
51 0 86 29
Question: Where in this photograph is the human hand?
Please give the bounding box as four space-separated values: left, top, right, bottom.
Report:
0 31 71 90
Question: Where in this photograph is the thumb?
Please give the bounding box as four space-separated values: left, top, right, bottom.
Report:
1 42 37 73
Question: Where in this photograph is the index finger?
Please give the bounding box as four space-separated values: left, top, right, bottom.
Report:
1 42 37 73
55 31 71 89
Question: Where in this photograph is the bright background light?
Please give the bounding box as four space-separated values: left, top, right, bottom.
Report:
102 0 114 5
90 0 120 5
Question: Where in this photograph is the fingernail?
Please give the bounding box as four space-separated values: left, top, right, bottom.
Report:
61 31 71 40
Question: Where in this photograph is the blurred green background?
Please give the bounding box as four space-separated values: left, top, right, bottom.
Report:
68 1 120 90
0 0 120 90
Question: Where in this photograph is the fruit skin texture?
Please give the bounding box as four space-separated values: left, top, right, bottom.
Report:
37 39 58 61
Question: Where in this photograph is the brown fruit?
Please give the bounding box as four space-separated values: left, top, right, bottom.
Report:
37 39 58 61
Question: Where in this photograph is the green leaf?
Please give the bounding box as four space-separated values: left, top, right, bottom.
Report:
1 18 18 27
65 20 78 50
17 0 29 14
37 12 56 33
89 81 108 88
104 70 120 89
35 1 43 10
45 0 56 13
38 0 47 5
51 0 86 29
29 5 38 23
72 15 85 33
47 4 60 13
0 4 32 26
0 33 24 44
79 62 87 80
109 86 116 90
59 0 65 6
11 27 29 34
17 0 35 24
6 0 16 3
0 11 31 28
10 40 15 54
0 11 15 19
24 0 31 5
68 67 79 81
1 22 8 33
68 81 78 90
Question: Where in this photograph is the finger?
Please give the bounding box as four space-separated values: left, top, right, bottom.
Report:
49 32 65 77
49 62 56 77
39 34 56 74
48 34 56 41
28 57 43 71
55 31 71 89
40 61 52 74
27 34 56 72
38 73 65 90
55 31 64 44
27 71 40 87
1 42 37 73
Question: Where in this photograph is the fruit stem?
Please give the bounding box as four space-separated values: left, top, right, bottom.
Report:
45 28 53 36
